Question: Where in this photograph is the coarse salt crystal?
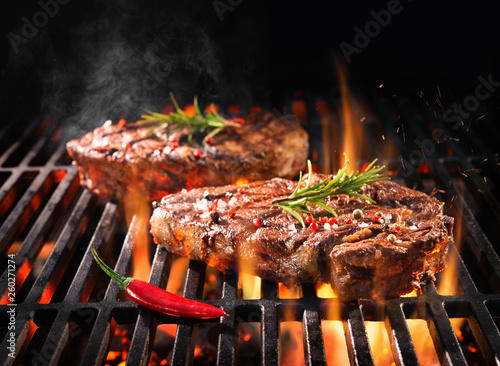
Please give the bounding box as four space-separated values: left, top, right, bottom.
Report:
396 239 403 243
181 189 187 194
353 220 358 224
218 200 227 209
324 223 331 230
193 198 208 211
410 225 418 230
385 214 392 222
358 222 369 228
287 223 297 232
228 197 238 206
332 224 338 229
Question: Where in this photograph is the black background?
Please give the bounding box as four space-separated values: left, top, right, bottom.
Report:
1 0 499 123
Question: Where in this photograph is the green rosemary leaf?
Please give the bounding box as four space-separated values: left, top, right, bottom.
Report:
273 153 387 227
138 94 240 140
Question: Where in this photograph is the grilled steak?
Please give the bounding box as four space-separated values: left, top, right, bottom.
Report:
150 176 453 301
66 113 308 201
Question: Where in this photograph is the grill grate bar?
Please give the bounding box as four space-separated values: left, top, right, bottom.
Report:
171 260 206 364
79 310 117 366
216 272 238 366
301 284 327 366
0 115 45 167
302 309 327 365
447 242 478 294
25 202 119 365
0 169 57 252
384 300 420 366
64 203 119 302
343 303 374 366
19 137 48 168
125 243 171 366
432 161 500 287
467 301 500 364
34 311 73 365
24 189 95 303
0 312 34 366
1 88 499 365
425 284 467 366
79 213 142 366
261 300 280 365
0 167 79 298
382 95 500 363
400 98 500 227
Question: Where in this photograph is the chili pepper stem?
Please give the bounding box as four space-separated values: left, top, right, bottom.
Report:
90 243 227 319
90 243 132 292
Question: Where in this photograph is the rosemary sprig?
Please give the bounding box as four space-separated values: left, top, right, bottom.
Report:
273 153 387 227
138 92 240 141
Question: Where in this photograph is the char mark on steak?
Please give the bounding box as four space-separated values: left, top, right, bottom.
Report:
66 112 309 201
150 177 453 301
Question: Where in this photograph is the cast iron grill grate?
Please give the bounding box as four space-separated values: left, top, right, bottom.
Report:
1 90 499 365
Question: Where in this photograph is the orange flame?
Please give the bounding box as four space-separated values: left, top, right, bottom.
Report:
322 320 350 365
238 273 261 299
280 322 305 366
335 57 363 170
123 186 151 281
234 178 249 185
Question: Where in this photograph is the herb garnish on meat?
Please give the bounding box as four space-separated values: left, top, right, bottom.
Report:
272 153 387 227
138 93 241 141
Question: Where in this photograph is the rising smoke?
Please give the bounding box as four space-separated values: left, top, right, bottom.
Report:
2 0 268 140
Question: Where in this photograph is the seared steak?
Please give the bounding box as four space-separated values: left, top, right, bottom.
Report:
150 177 453 301
66 113 308 201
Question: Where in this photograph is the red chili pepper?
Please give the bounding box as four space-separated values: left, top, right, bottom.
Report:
90 243 226 319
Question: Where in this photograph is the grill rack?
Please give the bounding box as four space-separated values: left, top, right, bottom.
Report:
0 90 499 365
